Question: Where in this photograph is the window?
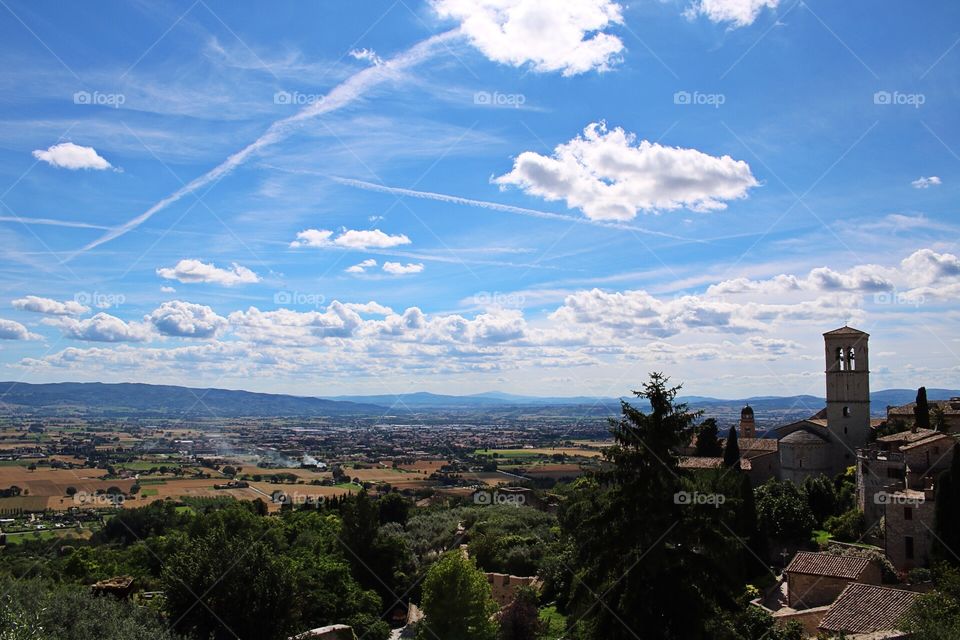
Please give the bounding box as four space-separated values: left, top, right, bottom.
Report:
848 347 856 371
905 536 915 560
905 507 913 521
837 347 846 371
843 406 851 417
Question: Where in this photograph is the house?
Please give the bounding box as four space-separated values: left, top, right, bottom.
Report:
785 552 881 609
288 624 355 640
886 397 960 432
485 573 541 608
817 583 919 637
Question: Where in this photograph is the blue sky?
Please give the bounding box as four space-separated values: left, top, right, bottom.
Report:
0 0 958 398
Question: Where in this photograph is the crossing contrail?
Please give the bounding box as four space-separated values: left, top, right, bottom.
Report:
66 29 460 261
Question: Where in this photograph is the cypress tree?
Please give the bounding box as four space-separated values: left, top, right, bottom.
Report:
934 443 960 564
723 426 741 470
915 387 931 431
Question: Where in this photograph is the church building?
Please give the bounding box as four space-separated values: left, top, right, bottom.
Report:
775 326 873 483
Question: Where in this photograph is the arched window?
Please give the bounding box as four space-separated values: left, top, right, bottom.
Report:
837 347 846 371
843 406 851 417
848 347 856 371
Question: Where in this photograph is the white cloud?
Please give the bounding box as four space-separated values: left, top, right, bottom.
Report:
433 0 625 76
685 0 779 27
349 48 383 66
346 259 378 274
383 262 424 275
156 259 260 286
494 122 759 220
32 142 113 170
12 295 89 316
148 301 227 339
0 318 40 340
161 286 176 293
291 229 411 250
54 313 151 343
912 176 942 189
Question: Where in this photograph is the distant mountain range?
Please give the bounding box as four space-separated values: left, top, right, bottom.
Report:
0 381 956 419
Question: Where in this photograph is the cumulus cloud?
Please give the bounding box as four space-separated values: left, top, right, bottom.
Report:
383 262 424 275
291 228 411 250
912 176 942 189
12 295 89 316
156 259 260 286
32 142 113 170
494 122 759 220
432 0 624 76
54 313 151 343
0 318 40 340
148 301 228 338
685 0 779 27
161 286 176 293
346 259 378 274
708 249 960 299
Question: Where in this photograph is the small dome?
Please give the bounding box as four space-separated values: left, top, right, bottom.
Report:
781 429 829 444
741 405 754 418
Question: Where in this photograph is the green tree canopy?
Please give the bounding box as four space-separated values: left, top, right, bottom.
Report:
416 551 498 640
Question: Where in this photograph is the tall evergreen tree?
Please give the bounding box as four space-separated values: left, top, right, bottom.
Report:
561 373 742 640
695 418 723 457
723 426 741 470
916 387 931 431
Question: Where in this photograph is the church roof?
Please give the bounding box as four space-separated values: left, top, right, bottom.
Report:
823 325 869 337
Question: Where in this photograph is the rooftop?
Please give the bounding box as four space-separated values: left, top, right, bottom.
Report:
818 583 919 635
786 552 871 580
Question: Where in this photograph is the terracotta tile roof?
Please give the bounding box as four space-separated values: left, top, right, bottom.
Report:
678 456 752 471
785 552 871 580
823 326 869 337
900 432 954 451
738 438 779 452
888 399 960 417
877 428 937 444
818 583 919 634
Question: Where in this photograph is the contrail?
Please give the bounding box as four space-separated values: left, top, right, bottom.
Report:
327 175 697 242
0 216 110 230
66 29 460 261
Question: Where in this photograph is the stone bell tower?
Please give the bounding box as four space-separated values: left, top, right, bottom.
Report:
823 326 871 473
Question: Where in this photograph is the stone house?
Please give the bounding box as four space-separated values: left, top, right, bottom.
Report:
785 552 881 609
886 397 960 432
884 487 936 571
485 573 541 608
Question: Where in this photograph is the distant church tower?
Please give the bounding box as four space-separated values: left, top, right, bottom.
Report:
823 326 871 471
740 405 756 439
